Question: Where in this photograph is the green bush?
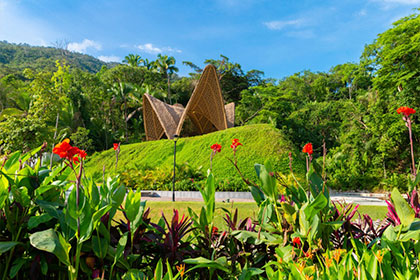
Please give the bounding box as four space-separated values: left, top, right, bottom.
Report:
120 163 204 191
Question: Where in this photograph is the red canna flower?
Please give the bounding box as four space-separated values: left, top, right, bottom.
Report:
53 139 87 163
292 237 301 247
53 138 72 158
211 143 222 153
302 143 313 155
113 143 120 150
397 106 416 117
230 138 243 150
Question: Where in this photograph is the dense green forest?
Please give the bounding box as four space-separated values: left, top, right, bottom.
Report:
0 41 113 74
1 12 420 191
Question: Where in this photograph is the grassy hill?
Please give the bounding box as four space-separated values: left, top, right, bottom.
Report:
85 124 306 191
0 41 113 75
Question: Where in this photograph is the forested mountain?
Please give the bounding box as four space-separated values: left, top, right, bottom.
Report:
0 11 420 191
0 41 111 75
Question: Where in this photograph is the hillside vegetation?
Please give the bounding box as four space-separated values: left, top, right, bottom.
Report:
0 41 110 75
85 124 305 191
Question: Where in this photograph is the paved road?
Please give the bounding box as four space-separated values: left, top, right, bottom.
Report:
141 190 389 206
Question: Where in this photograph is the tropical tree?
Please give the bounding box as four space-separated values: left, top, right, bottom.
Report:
155 54 179 104
123 54 143 67
109 82 135 141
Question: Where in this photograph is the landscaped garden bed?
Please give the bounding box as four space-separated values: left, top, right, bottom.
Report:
1 121 420 279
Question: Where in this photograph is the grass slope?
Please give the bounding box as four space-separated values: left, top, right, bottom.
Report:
85 124 306 190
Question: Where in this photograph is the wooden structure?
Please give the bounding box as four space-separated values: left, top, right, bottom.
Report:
143 64 234 141
143 94 185 140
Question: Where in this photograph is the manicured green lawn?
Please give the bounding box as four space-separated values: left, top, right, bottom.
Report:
113 201 388 229
357 205 388 221
85 124 306 191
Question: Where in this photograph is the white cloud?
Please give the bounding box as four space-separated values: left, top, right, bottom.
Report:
263 19 304 30
137 43 182 54
68 39 102 53
137 43 161 54
98 55 121 62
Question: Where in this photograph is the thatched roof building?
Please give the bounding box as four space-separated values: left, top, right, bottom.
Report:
143 64 234 140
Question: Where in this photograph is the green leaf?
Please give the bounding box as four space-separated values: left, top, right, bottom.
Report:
111 232 128 272
165 259 174 279
80 205 112 242
249 185 265 206
28 213 53 230
3 151 20 171
184 257 230 273
125 190 141 222
35 183 58 198
9 258 26 278
92 235 108 259
391 188 415 227
232 230 278 245
67 186 86 219
254 162 277 200
122 269 147 280
322 221 344 230
202 172 215 222
29 229 70 266
40 255 48 275
154 259 163 280
38 165 65 188
238 267 264 280
307 162 328 200
304 192 328 221
364 251 378 279
0 178 8 209
86 178 100 208
11 186 31 207
0 241 21 254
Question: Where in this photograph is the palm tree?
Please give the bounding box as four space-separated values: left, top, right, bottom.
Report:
109 82 134 141
123 54 143 67
155 54 179 104
142 58 156 71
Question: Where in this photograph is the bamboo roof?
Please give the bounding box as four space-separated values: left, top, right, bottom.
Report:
143 94 184 140
143 64 234 141
176 65 228 135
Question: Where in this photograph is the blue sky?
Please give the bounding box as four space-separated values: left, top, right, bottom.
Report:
0 0 419 78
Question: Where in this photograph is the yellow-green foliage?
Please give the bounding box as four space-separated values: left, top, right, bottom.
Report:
84 124 306 190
